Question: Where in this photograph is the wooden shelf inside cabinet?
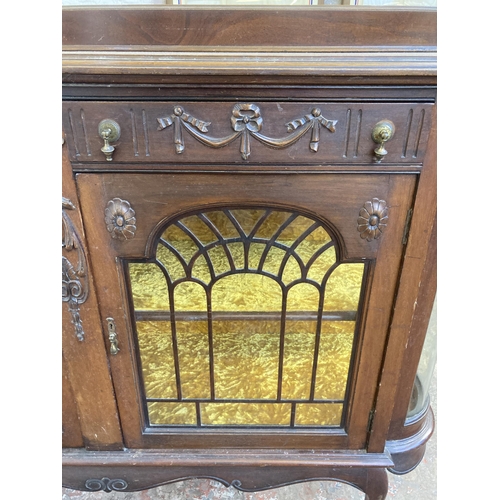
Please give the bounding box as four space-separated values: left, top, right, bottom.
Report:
62 6 436 499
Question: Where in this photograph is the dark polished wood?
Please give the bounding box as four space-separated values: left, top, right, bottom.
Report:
367 105 436 454
388 213 437 440
63 448 391 498
62 355 84 448
62 101 432 166
62 5 436 497
62 139 124 451
75 171 416 450
387 408 434 475
62 7 437 49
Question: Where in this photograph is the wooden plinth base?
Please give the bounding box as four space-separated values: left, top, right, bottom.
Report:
63 449 392 499
63 408 435 499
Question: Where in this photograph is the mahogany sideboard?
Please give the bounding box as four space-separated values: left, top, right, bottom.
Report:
62 6 437 499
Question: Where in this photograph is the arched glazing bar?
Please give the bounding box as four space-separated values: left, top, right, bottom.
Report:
127 208 366 428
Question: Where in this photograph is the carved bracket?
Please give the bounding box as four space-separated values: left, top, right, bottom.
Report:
157 104 337 160
62 197 88 341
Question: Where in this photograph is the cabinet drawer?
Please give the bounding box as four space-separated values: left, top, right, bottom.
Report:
63 101 432 169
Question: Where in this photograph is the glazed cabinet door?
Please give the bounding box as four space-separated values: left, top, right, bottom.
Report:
76 172 415 450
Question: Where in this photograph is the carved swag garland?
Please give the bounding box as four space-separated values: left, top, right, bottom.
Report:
157 103 338 160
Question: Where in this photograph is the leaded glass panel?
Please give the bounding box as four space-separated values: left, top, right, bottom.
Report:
128 208 366 428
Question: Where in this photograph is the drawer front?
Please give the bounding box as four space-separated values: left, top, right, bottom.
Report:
63 101 432 168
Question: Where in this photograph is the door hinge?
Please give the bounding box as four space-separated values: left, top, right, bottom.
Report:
368 409 376 433
402 208 413 245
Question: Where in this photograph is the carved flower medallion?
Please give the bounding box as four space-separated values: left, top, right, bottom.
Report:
231 103 263 133
105 198 136 240
357 198 388 241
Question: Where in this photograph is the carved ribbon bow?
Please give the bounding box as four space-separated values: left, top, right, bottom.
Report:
158 104 337 160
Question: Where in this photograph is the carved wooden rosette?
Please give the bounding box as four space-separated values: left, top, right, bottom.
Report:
62 197 88 341
357 198 389 242
104 198 137 241
157 103 337 160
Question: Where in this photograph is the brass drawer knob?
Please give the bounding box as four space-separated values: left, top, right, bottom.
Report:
371 120 395 163
98 119 121 161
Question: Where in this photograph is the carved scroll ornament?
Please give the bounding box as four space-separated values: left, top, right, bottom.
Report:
157 104 337 160
357 198 388 242
62 197 88 341
85 477 128 492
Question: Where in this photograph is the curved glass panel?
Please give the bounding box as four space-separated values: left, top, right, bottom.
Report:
407 296 437 419
127 208 366 428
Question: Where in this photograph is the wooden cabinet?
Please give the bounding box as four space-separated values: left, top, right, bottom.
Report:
62 6 436 498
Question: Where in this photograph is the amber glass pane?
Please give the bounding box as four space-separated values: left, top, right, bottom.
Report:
254 210 293 240
129 263 169 310
191 256 212 284
247 242 267 270
286 282 318 312
212 273 282 312
261 246 287 276
201 403 290 426
161 224 199 264
324 263 364 311
179 215 218 245
314 321 355 400
281 324 316 400
275 215 315 246
295 226 333 264
295 403 343 426
148 402 197 425
157 244 186 281
205 211 240 239
281 283 318 400
307 246 337 284
207 245 231 276
136 321 177 399
229 209 266 235
174 282 211 399
212 319 280 400
281 257 302 284
227 242 245 269
212 274 282 400
127 208 366 428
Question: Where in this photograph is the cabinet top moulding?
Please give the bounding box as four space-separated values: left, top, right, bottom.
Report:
62 7 436 86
